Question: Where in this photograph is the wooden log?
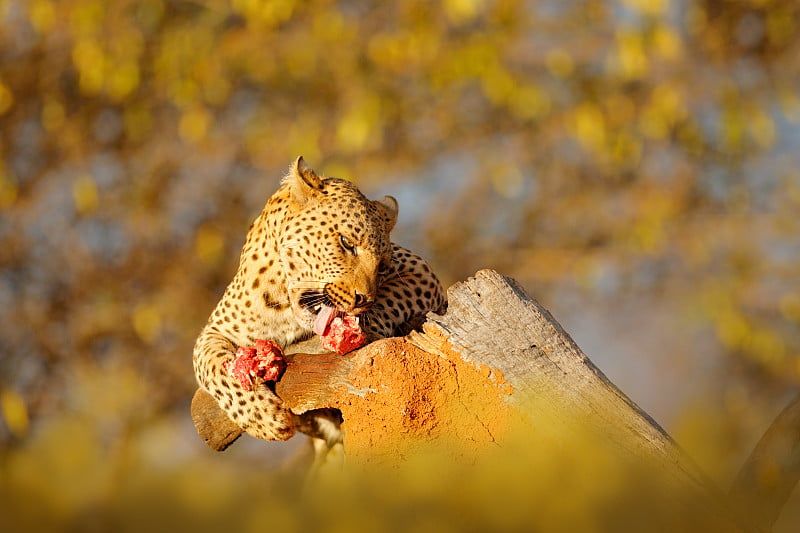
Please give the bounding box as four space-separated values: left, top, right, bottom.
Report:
274 271 699 474
191 269 799 530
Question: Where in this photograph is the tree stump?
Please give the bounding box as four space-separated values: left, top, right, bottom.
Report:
192 269 799 531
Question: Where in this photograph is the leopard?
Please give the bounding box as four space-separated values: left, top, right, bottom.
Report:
192 156 447 447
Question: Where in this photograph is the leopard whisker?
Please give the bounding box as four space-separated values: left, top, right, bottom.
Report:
301 295 328 306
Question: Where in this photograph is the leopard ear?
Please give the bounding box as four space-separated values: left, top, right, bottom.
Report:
284 156 325 205
375 195 398 232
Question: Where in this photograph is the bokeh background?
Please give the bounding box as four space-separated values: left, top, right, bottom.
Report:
1 0 799 530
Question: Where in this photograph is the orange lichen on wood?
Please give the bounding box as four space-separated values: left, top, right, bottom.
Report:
323 335 514 464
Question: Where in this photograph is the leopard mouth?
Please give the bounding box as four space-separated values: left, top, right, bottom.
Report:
298 290 333 312
298 290 342 335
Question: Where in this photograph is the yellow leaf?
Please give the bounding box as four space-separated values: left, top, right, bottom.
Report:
179 106 211 143
336 96 381 153
0 173 18 208
749 328 786 366
203 77 231 107
28 0 55 33
780 89 800 123
573 103 606 151
481 66 515 105
766 7 795 46
490 164 523 199
195 225 225 266
0 80 13 114
510 85 550 120
749 109 775 149
723 118 743 150
640 83 685 139
232 0 295 28
132 302 162 343
286 118 322 165
605 93 635 125
444 0 484 24
615 31 648 80
42 97 65 131
107 62 140 102
780 294 800 322
545 49 574 78
653 24 682 61
73 174 99 214
1 389 29 439
68 0 104 36
124 102 153 141
610 132 642 166
71 39 105 94
715 309 750 351
623 0 667 17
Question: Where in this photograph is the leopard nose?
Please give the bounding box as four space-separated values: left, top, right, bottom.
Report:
353 292 372 309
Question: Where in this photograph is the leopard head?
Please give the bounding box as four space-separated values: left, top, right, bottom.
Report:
277 157 397 332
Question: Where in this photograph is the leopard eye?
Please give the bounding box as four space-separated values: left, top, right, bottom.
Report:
340 235 356 255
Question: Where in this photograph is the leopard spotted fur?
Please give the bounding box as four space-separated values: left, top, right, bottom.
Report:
193 157 446 442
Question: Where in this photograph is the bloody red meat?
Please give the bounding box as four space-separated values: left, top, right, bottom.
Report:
225 339 287 390
320 314 366 355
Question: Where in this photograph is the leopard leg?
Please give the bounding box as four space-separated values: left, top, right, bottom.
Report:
193 326 295 441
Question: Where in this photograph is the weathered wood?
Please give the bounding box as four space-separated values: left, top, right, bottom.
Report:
191 388 243 451
411 270 712 488
190 269 799 530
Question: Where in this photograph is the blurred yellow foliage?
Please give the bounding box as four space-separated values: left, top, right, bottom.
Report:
546 49 575 78
780 294 800 322
72 174 99 214
573 102 606 152
489 162 523 198
614 30 648 79
444 0 485 24
123 102 153 141
132 302 162 344
179 106 212 143
766 7 796 45
0 80 13 114
68 0 104 35
509 84 551 120
27 0 55 33
72 38 106 94
286 117 322 164
368 30 440 73
0 173 17 207
653 24 682 60
1 0 800 529
640 83 686 140
336 95 382 153
195 225 225 266
780 89 800 123
108 62 141 102
1 390 29 439
233 0 296 28
41 97 66 131
749 108 776 149
623 0 668 17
